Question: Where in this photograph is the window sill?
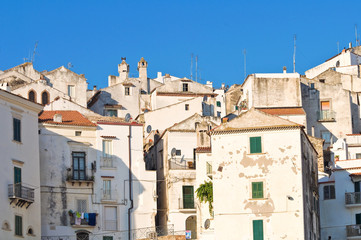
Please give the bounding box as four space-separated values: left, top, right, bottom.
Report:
249 198 268 200
12 140 22 145
14 235 24 238
247 153 265 155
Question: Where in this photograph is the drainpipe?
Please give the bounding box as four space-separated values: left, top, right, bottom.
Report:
128 125 133 240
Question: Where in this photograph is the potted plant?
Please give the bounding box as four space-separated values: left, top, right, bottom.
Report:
335 155 339 161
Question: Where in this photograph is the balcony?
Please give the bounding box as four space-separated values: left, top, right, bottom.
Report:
345 192 361 207
66 169 94 186
347 224 361 239
178 197 195 212
100 156 116 168
169 158 196 170
8 183 34 208
318 110 336 122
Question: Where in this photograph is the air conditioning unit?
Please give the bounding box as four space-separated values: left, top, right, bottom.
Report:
147 231 157 239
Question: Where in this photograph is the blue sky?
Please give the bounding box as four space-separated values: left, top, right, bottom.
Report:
1 0 360 89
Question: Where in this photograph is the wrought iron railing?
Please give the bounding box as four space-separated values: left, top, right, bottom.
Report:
8 183 34 202
345 192 361 205
169 158 196 170
100 157 115 168
178 197 195 209
347 224 361 237
67 169 94 182
318 110 336 121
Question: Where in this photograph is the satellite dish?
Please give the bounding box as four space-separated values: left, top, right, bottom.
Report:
125 113 131 122
171 148 176 157
147 125 152 133
204 219 210 229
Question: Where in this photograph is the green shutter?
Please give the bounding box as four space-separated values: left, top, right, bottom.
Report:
13 118 21 142
103 237 113 240
253 220 264 240
250 137 262 154
252 182 263 199
356 214 361 225
217 101 221 107
15 215 22 236
183 186 194 209
14 167 21 184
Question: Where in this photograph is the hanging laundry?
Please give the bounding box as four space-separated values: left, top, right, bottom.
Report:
75 217 81 225
76 211 81 218
81 212 84 219
88 213 96 226
84 213 89 222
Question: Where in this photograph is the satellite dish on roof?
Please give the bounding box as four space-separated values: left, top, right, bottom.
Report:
147 125 152 133
204 219 211 229
171 148 176 157
125 113 131 122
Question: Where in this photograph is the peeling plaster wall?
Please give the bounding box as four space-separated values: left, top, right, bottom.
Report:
210 129 317 240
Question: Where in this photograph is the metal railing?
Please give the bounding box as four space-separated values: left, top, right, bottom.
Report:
345 192 361 205
169 158 196 170
178 197 195 210
347 224 361 237
100 157 115 168
41 224 176 240
318 110 336 121
8 183 34 202
67 169 94 182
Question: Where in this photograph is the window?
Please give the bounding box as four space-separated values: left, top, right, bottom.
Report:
103 237 113 240
125 87 130 96
252 182 264 199
216 101 221 107
235 106 239 110
13 118 21 142
253 220 264 240
321 131 331 144
102 140 112 158
75 131 82 136
103 180 111 200
183 83 189 92
15 215 22 236
76 231 89 240
356 213 361 225
68 85 75 98
28 90 36 102
185 104 189 111
323 185 335 200
182 186 194 209
217 111 221 118
320 100 334 120
250 137 262 154
104 206 117 231
41 91 49 105
104 109 117 117
72 152 86 180
77 199 87 213
356 153 361 159
355 181 360 193
319 79 325 83
176 150 181 156
310 83 315 89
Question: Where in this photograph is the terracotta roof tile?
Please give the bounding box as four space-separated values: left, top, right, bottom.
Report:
195 147 212 153
39 111 97 127
257 107 305 115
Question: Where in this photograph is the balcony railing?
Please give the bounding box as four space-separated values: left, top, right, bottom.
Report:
347 224 361 237
8 183 35 202
178 197 195 210
66 169 94 186
318 110 336 121
100 156 116 168
169 158 196 170
345 192 361 205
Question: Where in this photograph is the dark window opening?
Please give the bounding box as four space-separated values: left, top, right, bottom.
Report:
42 91 49 105
28 90 36 102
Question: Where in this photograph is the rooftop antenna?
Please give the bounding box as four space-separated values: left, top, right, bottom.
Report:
190 53 193 80
356 24 360 46
31 41 38 63
195 55 198 82
243 49 247 79
293 34 296 73
67 62 73 69
337 41 340 53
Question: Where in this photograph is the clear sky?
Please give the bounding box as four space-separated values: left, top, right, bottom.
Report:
1 0 360 89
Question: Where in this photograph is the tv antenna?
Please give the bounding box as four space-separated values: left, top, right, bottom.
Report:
243 49 247 79
31 41 38 63
190 53 193 80
195 55 198 82
356 24 360 46
293 35 296 73
337 41 340 53
67 62 73 69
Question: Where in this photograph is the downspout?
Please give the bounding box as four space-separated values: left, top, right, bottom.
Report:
128 125 133 240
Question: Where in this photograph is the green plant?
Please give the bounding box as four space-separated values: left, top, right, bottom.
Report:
196 181 213 215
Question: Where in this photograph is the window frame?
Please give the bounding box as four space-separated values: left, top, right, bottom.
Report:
104 109 118 117
250 136 262 154
102 140 112 158
182 83 189 92
13 118 21 142
41 90 49 105
252 181 264 199
72 152 86 180
185 104 189 111
252 219 264 240
28 90 36 102
68 85 75 98
182 185 195 209
15 215 22 236
125 87 130 96
216 101 221 107
323 185 335 200
103 179 111 199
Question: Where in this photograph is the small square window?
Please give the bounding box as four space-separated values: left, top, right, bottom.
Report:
323 185 335 200
105 109 117 117
75 131 82 136
183 83 189 92
235 106 239 110
356 153 361 159
185 104 189 111
216 101 221 107
319 79 325 83
250 137 262 154
176 150 181 156
125 87 130 96
252 182 264 199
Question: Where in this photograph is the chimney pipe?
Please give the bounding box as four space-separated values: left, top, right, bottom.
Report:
283 66 287 74
53 114 62 123
350 42 353 48
93 85 97 91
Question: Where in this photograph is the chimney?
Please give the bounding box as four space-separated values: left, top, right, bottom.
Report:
283 66 287 74
93 85 97 91
53 114 62 123
206 81 213 88
137 57 148 83
164 74 171 83
118 58 129 82
221 83 225 89
349 42 353 49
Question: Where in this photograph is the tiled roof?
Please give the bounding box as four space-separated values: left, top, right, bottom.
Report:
39 111 97 127
350 173 361 176
157 92 216 97
257 107 305 115
195 147 212 153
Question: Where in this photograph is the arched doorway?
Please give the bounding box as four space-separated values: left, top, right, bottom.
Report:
75 230 89 240
185 215 197 239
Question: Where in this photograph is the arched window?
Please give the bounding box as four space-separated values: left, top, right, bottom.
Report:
41 91 49 105
28 90 36 102
76 230 89 240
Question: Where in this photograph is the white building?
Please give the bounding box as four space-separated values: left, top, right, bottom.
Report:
0 89 43 239
196 108 319 240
